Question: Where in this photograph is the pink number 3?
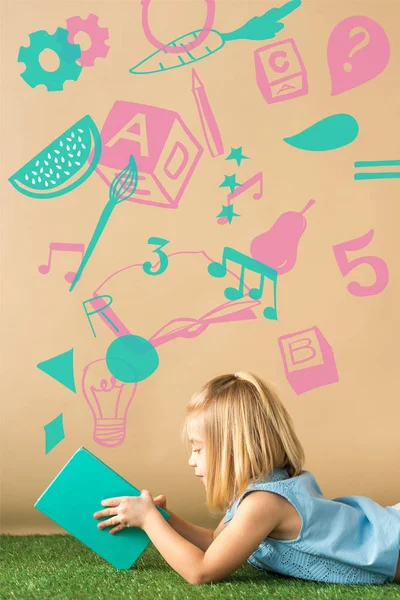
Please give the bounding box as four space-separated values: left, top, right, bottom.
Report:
332 229 389 297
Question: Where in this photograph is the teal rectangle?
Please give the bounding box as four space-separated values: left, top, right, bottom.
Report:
354 172 400 180
354 160 400 168
34 447 170 569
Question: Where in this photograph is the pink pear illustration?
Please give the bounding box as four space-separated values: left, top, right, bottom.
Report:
250 199 315 274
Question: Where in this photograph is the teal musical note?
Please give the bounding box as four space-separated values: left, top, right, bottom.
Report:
143 237 170 276
130 0 302 75
208 247 278 320
69 155 138 291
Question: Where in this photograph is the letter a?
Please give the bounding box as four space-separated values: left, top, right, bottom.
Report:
106 113 149 157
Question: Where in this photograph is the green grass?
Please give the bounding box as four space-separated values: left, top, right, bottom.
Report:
1 535 398 599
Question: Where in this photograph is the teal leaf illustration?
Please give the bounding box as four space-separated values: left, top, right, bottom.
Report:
283 114 359 151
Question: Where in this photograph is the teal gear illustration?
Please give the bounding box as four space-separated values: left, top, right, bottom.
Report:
18 28 82 92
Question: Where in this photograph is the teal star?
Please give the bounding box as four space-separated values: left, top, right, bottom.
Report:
225 146 250 167
217 204 240 224
219 174 242 194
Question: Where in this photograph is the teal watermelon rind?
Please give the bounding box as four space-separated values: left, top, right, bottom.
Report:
9 115 102 199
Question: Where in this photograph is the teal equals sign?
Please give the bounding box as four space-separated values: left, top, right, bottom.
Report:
354 160 400 180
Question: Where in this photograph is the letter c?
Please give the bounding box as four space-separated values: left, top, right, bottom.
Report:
269 50 289 73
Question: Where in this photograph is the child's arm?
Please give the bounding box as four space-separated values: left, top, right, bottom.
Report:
154 494 215 551
143 490 282 584
166 510 214 551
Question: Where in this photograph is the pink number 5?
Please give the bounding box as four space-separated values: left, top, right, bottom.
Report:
332 229 389 297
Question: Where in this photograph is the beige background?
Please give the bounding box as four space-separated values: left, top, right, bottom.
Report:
1 0 399 534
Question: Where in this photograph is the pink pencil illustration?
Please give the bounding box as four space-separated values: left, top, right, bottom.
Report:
191 69 224 157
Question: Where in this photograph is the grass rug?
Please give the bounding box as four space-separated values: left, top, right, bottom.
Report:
1 535 399 599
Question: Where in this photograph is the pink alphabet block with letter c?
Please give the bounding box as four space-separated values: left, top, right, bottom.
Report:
95 101 203 208
278 326 339 395
254 39 308 104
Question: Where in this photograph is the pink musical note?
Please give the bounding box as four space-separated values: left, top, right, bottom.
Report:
38 242 85 283
218 172 263 225
332 229 389 296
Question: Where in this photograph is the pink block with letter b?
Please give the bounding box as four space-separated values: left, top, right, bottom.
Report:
278 326 339 395
95 101 203 208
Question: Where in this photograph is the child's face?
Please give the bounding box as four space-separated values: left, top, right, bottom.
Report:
188 430 206 486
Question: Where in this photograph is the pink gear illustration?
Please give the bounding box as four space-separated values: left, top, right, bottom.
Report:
65 14 110 67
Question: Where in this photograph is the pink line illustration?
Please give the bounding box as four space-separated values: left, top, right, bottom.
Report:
279 326 339 395
38 242 85 283
66 14 110 67
82 358 138 447
191 68 224 157
90 250 261 341
332 229 389 296
130 0 302 75
217 172 263 225
227 172 263 203
141 0 216 54
149 298 259 346
254 38 308 104
83 295 121 338
327 16 391 96
250 199 315 274
163 142 189 179
84 250 262 447
82 297 258 445
88 295 131 338
94 101 203 209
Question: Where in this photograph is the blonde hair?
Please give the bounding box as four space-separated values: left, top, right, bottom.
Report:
181 372 305 515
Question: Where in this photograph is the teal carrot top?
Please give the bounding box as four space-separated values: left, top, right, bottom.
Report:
224 467 399 584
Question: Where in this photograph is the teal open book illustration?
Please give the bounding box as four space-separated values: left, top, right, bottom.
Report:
34 446 170 569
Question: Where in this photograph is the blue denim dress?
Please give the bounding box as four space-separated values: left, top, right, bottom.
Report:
223 467 400 584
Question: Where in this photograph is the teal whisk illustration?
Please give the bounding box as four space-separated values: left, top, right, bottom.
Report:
69 155 138 291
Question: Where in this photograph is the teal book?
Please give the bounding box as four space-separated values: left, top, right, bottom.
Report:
34 446 170 569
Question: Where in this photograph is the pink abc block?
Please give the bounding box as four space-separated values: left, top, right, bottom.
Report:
278 326 339 395
254 39 308 104
94 101 203 208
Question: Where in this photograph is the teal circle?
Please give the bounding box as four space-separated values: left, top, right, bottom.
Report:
106 335 159 383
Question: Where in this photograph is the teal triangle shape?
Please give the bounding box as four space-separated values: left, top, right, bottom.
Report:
37 348 76 393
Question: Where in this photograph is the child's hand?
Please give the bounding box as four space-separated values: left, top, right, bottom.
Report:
93 489 156 534
153 494 167 510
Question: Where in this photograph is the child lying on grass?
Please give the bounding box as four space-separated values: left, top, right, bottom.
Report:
93 372 400 585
